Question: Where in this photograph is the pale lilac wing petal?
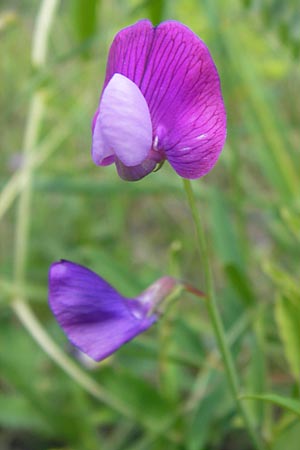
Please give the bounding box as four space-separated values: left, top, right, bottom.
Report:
104 20 226 178
92 74 153 167
91 112 115 165
49 260 156 361
91 108 115 166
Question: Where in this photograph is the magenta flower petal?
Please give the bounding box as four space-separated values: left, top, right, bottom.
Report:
49 260 177 361
92 19 226 180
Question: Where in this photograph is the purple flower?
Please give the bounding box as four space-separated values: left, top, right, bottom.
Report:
91 19 226 181
49 260 178 361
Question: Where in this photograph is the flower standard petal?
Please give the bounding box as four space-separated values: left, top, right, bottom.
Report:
49 260 156 361
92 73 153 167
97 19 226 179
139 21 226 179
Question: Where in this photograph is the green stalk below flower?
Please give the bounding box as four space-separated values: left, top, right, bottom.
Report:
182 178 266 450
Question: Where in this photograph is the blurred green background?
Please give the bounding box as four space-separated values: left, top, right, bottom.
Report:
0 0 300 449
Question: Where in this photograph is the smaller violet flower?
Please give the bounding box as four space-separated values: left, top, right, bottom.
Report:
49 260 179 361
92 20 226 181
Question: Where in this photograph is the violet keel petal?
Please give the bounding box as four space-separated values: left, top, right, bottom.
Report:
115 157 157 181
49 260 156 361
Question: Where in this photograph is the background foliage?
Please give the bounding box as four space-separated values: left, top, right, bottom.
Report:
0 0 300 449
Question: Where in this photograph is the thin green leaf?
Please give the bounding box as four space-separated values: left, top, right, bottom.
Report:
72 0 100 57
0 394 52 434
241 393 300 417
208 187 244 267
275 294 300 379
263 261 300 299
225 263 255 307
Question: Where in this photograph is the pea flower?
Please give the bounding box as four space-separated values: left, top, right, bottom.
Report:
49 260 179 361
92 19 226 181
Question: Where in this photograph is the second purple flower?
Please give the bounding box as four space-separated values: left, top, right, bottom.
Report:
92 19 226 181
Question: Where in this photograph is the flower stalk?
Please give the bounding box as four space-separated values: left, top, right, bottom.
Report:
182 178 265 450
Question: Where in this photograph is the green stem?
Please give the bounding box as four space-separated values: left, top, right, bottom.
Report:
182 178 265 450
157 285 183 397
14 0 60 286
11 0 130 417
0 113 78 222
11 299 130 416
31 0 60 67
14 93 44 285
